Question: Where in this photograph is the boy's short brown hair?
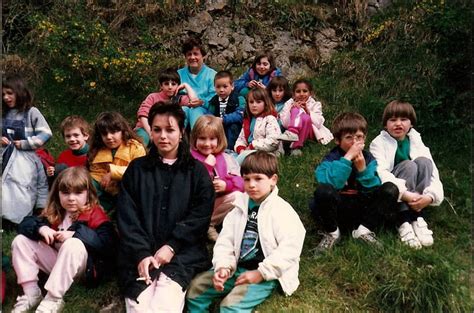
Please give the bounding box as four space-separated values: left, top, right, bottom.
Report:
60 115 90 137
241 151 279 177
331 112 368 141
182 37 207 56
382 100 417 127
214 70 233 83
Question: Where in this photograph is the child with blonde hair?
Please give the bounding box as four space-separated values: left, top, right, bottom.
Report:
234 88 282 158
278 79 333 156
89 111 146 212
370 100 443 248
10 167 117 313
190 115 244 241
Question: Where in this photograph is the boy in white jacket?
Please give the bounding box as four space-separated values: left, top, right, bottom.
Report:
370 100 444 249
186 151 306 312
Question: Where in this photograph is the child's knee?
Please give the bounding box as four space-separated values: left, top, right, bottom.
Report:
379 182 399 200
60 238 87 257
11 234 31 250
414 157 433 170
314 184 337 199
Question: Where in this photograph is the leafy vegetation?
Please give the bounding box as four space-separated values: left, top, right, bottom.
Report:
2 0 471 312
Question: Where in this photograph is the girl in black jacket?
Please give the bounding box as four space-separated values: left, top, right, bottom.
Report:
117 103 215 312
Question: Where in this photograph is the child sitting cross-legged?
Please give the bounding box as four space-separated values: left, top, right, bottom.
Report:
186 151 306 312
309 112 398 256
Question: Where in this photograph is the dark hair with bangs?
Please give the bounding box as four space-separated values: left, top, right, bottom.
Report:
2 74 33 114
332 112 368 141
88 111 143 164
292 78 313 93
214 70 233 83
241 151 279 177
382 100 417 127
267 76 291 103
158 68 181 86
245 88 276 118
182 37 207 56
147 102 192 166
41 166 98 226
251 51 276 75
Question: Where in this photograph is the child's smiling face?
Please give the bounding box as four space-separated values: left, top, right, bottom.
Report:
255 57 271 76
293 83 311 102
64 127 89 151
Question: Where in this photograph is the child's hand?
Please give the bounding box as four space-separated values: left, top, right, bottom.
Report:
175 83 187 94
409 194 433 212
100 172 112 189
1 137 10 146
39 226 57 245
235 270 263 285
344 141 364 161
213 178 227 193
188 98 203 107
248 80 259 88
213 268 230 292
46 166 55 177
13 140 21 149
54 230 75 243
353 151 366 172
153 245 175 267
401 191 420 203
255 81 266 89
137 256 160 285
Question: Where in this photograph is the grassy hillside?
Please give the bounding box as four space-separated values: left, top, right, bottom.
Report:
2 0 471 311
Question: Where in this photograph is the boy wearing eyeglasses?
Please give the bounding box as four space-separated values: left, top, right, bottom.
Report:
309 112 398 256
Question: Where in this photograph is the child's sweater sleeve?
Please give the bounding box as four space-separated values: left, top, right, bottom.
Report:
279 99 293 129
109 141 146 180
356 158 381 189
136 93 158 119
234 128 248 153
315 158 353 190
20 108 52 150
222 96 245 125
234 69 251 93
307 98 325 129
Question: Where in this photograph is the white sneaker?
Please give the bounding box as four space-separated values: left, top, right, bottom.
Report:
398 222 422 249
352 224 382 248
11 293 43 313
278 131 299 142
411 217 434 246
35 297 65 313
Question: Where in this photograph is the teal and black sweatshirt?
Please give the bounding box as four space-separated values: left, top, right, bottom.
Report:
315 146 381 192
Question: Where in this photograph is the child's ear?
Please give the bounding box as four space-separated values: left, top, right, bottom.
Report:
83 134 90 141
271 174 278 186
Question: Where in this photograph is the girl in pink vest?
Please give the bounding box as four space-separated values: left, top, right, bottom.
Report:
190 115 244 241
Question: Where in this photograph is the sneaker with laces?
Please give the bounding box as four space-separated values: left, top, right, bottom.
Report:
278 131 299 142
352 225 382 248
398 222 422 249
411 217 433 246
207 225 219 242
35 297 65 313
11 293 43 313
312 232 340 257
290 149 303 157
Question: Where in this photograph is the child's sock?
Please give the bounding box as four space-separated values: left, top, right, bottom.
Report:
22 281 41 297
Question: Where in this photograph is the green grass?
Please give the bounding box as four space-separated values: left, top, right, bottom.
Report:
2 139 471 312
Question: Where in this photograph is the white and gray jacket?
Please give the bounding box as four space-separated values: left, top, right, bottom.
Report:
369 129 444 205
